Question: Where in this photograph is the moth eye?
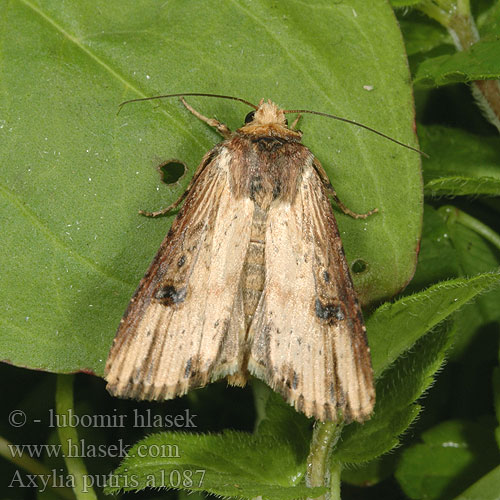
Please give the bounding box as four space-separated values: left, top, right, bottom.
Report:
244 111 255 124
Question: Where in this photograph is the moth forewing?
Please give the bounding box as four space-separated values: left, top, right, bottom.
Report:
247 160 374 423
105 148 254 399
106 98 375 423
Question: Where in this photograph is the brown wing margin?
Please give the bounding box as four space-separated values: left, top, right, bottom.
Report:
248 158 375 422
106 146 254 400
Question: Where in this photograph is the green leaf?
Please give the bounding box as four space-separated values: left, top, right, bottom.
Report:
341 453 398 486
453 465 500 500
1 0 421 375
332 267 500 464
104 431 326 499
105 391 319 499
178 492 205 500
419 125 500 196
395 419 500 500
367 271 500 377
253 380 312 455
494 365 500 449
406 205 461 293
390 0 423 6
335 320 454 463
432 206 500 359
414 37 500 87
399 16 452 56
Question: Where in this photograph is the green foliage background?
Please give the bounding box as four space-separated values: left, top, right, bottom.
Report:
1 1 499 499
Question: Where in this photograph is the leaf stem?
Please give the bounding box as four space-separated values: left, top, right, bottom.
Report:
416 0 500 132
439 205 500 252
306 420 343 500
0 435 75 500
56 375 98 500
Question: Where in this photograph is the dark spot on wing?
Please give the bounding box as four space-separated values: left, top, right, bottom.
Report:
177 255 186 268
323 271 330 283
292 371 299 390
315 298 345 324
156 285 187 305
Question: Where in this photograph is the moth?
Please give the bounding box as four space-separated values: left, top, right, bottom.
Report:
106 93 420 422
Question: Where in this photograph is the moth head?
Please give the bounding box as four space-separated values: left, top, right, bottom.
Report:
238 99 301 139
251 99 286 125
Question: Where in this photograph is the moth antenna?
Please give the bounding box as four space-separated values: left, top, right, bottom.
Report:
118 93 258 114
283 108 429 158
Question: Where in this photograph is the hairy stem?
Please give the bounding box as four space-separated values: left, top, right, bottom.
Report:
306 420 343 500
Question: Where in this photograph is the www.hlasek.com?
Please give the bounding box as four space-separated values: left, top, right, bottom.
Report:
10 468 206 493
8 439 179 459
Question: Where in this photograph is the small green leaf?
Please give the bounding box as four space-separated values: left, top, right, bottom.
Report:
395 419 500 500
453 465 500 500
335 320 454 463
333 266 500 463
414 37 500 87
368 271 500 377
399 16 452 56
104 431 326 499
419 125 500 197
434 206 500 359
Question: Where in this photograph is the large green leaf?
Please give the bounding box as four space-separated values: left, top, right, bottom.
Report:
0 0 421 375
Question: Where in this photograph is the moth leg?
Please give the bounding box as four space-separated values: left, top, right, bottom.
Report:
180 97 232 138
290 113 302 130
330 189 378 219
138 190 188 217
313 158 378 219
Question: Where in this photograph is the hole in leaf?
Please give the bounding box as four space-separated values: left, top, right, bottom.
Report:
157 159 186 184
351 259 367 274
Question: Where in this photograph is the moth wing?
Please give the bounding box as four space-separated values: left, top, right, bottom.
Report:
248 159 375 422
106 147 254 400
